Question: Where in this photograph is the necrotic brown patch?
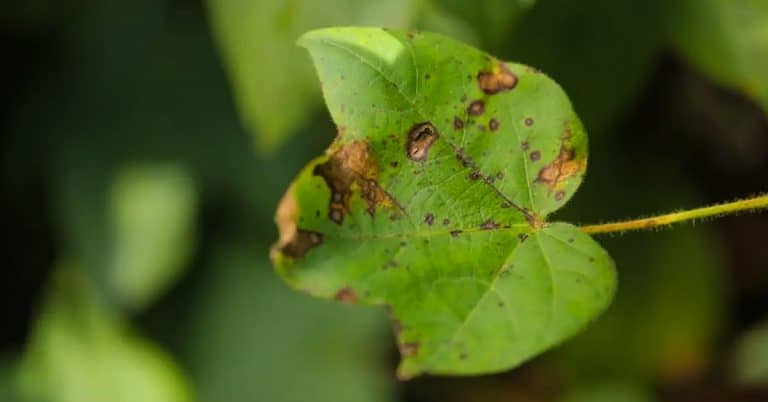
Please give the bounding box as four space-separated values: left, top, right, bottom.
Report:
536 145 586 193
313 141 391 224
489 118 499 131
406 122 439 162
279 230 323 258
477 63 518 94
271 188 325 260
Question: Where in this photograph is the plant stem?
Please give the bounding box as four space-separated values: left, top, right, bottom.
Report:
580 194 768 235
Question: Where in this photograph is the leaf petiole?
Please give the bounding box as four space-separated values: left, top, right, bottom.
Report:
581 194 768 235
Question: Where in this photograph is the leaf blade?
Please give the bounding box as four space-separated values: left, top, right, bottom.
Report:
274 27 615 377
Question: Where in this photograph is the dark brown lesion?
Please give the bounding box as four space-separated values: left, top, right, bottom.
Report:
467 100 485 116
279 230 323 258
477 63 518 94
314 140 395 225
406 122 439 162
480 219 500 230
453 116 464 129
335 287 358 303
399 341 420 357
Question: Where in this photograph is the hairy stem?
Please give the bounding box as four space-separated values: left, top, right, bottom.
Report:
581 194 768 235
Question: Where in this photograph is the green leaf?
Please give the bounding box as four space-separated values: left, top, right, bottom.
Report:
669 0 768 112
206 0 420 152
271 27 616 378
17 267 192 402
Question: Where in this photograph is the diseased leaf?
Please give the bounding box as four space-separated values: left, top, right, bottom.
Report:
271 27 616 378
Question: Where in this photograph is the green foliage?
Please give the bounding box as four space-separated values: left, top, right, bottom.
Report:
272 27 616 378
16 267 192 402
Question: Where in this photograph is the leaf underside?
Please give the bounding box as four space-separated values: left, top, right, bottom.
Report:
271 27 616 379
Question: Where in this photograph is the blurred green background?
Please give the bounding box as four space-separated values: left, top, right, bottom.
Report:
1 0 767 401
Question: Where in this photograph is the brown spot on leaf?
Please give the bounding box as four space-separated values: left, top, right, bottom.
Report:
555 191 566 201
477 63 518 94
453 116 464 129
489 118 499 131
456 148 473 167
536 145 586 193
360 178 389 216
391 319 403 334
271 188 324 260
468 171 482 181
518 233 529 242
530 151 541 161
279 230 323 258
450 230 462 237
521 141 530 151
335 287 358 303
313 141 392 225
467 100 485 116
399 342 419 357
424 213 435 226
406 122 439 162
442 218 450 225
525 117 534 126
480 219 500 230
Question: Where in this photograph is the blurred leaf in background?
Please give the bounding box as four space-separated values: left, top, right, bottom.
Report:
669 0 768 111
167 243 393 402
562 382 654 402
16 267 193 402
731 319 768 385
432 0 535 49
108 164 197 311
